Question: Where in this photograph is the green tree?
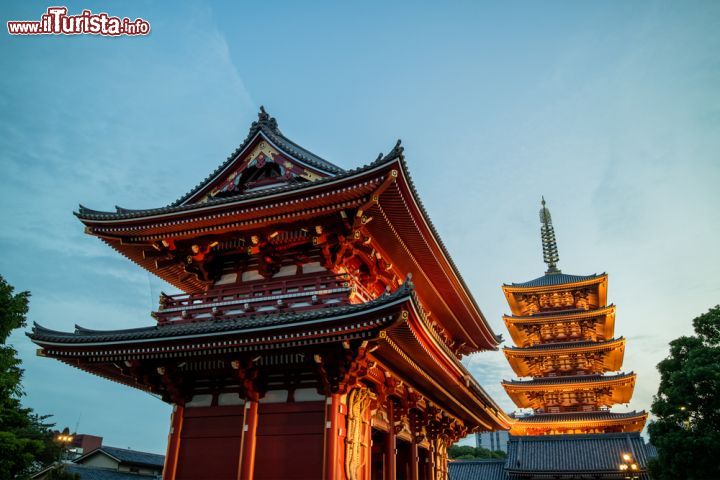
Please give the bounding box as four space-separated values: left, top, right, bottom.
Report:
448 444 507 460
648 305 720 480
0 275 67 478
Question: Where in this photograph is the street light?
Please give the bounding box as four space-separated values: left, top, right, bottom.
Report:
54 431 76 461
619 453 639 480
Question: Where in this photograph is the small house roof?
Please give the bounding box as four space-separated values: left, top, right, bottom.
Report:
75 445 164 469
448 459 507 480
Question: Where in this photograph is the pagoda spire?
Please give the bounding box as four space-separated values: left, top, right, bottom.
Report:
539 197 561 274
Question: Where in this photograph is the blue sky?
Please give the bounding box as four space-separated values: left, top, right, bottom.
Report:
1 1 718 452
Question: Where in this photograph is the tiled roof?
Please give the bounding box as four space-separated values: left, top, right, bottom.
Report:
506 272 603 288
504 338 624 353
448 459 507 480
503 372 634 387
506 305 615 320
27 283 413 345
76 155 384 221
511 410 645 423
645 442 658 459
60 464 160 480
94 446 165 468
506 432 651 477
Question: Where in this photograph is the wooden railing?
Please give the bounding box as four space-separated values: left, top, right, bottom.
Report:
153 273 354 325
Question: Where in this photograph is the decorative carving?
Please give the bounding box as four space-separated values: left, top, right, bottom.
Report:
314 342 371 395
231 358 262 401
345 387 372 480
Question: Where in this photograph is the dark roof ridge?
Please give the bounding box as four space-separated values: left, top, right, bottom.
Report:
513 410 646 422
504 337 625 351
505 305 616 319
450 459 507 463
76 445 165 468
27 281 415 343
505 272 606 288
503 371 635 385
508 431 643 441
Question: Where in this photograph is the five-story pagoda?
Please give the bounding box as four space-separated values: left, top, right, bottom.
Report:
501 199 647 436
28 108 510 480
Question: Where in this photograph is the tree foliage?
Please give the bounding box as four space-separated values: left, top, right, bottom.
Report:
448 444 507 460
648 305 720 480
0 275 66 478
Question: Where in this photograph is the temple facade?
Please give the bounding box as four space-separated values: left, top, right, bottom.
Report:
500 199 647 436
28 108 511 480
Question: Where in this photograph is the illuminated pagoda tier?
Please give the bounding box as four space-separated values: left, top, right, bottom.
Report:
28 107 510 480
501 199 647 436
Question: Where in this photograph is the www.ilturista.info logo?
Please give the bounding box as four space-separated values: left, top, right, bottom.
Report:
7 7 150 36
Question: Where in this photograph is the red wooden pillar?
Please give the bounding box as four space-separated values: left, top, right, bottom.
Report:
162 404 183 480
428 440 436 480
385 402 396 480
325 393 341 480
239 400 259 480
409 441 419 480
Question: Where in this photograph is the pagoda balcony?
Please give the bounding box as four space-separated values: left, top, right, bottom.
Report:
153 273 360 325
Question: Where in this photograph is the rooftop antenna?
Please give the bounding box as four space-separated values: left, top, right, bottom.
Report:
539 197 561 274
74 412 81 435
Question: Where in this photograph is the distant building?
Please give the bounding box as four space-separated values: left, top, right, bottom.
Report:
475 430 509 453
66 434 103 459
33 446 164 480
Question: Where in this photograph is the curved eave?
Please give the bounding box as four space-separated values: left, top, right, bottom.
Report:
504 337 626 357
27 284 413 347
27 290 414 394
503 305 616 324
502 372 636 391
373 155 500 351
501 274 608 316
75 153 388 224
